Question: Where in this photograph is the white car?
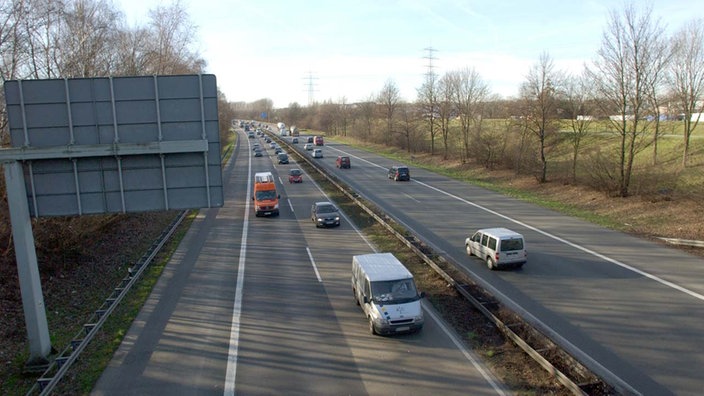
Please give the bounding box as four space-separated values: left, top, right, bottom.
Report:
312 148 323 158
304 143 314 151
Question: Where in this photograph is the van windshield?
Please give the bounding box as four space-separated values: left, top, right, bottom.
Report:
371 279 419 304
501 238 524 251
255 190 277 201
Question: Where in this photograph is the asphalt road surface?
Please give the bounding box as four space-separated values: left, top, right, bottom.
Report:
92 131 507 395
294 135 704 396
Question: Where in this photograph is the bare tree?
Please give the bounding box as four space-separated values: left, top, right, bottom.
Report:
519 52 563 183
563 72 595 182
450 67 490 164
398 102 417 153
669 18 704 167
377 79 400 145
437 72 454 160
57 0 122 77
417 63 439 155
586 3 666 197
145 0 204 74
113 27 151 75
357 95 376 141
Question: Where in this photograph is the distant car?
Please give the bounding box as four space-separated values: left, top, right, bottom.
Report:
277 153 289 164
307 136 314 143
292 137 299 144
312 148 323 158
311 201 341 227
336 156 350 168
288 168 303 183
388 165 410 181
252 143 260 151
254 148 263 157
304 143 314 151
247 132 255 138
274 147 283 155
270 142 277 148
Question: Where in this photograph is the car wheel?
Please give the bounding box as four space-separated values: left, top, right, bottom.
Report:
486 257 495 270
466 244 473 256
369 317 377 335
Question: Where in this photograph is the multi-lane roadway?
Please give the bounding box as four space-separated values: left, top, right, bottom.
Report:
92 130 507 395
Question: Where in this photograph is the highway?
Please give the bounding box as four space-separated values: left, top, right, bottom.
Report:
92 130 507 395
292 134 704 396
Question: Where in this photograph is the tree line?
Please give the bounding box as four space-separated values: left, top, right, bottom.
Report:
244 4 703 199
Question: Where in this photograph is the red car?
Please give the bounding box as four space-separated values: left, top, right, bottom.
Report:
288 168 303 183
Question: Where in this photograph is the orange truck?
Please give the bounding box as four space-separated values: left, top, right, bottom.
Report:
252 172 280 216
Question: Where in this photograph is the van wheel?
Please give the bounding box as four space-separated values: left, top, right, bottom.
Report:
369 317 377 335
466 244 473 256
486 257 496 270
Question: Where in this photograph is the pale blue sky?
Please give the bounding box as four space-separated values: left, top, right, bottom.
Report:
118 0 701 108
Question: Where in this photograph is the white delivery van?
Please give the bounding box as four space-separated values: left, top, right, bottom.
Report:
465 227 526 270
352 253 424 335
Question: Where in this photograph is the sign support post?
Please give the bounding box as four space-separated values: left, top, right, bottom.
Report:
4 161 51 369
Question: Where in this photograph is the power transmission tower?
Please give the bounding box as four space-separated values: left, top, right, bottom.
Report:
423 46 438 81
303 71 319 106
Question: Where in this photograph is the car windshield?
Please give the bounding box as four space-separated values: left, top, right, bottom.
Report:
290 169 301 176
370 279 418 304
255 190 277 200
397 168 408 174
316 204 336 213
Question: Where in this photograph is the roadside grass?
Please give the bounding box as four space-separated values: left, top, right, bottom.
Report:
51 211 197 395
294 148 572 394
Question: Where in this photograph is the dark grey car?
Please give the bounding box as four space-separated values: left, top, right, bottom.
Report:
311 201 341 227
388 165 410 181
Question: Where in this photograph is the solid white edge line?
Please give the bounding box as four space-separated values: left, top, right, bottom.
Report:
414 179 704 303
224 135 252 396
422 301 508 395
305 247 323 282
332 145 704 302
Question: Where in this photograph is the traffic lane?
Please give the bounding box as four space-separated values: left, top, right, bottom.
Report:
334 165 684 394
318 143 698 394
93 133 252 395
235 138 368 394
309 243 508 396
236 222 368 395
282 161 506 395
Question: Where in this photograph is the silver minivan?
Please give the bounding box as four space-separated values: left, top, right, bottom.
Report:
465 227 526 270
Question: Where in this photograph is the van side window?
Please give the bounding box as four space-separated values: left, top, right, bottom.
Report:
488 237 497 250
481 234 489 246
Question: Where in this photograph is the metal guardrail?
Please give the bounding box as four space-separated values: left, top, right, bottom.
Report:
26 212 189 396
658 237 704 248
27 137 238 395
272 132 600 395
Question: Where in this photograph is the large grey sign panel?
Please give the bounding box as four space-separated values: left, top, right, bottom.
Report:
3 75 223 216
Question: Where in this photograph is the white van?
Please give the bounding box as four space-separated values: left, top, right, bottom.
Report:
465 227 526 270
352 253 424 335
